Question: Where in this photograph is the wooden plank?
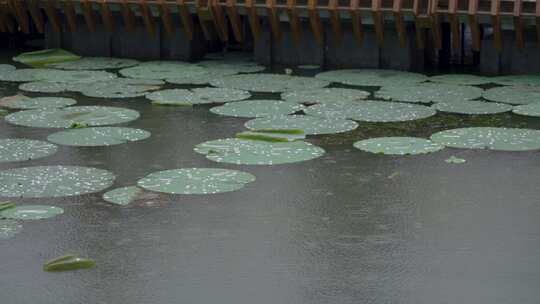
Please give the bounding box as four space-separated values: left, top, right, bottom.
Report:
266 0 282 41
43 0 61 33
227 0 243 42
513 0 523 49
28 0 45 33
139 0 156 36
393 0 406 47
328 0 342 45
63 0 78 32
158 0 174 35
120 0 136 31
448 0 459 50
81 0 96 32
211 0 229 41
245 0 261 41
286 0 302 44
430 0 442 49
491 0 502 52
177 0 194 40
196 0 213 40
468 0 480 51
308 0 323 45
372 0 384 46
100 0 115 31
350 0 363 45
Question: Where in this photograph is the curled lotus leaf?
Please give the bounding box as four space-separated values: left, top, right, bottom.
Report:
0 166 115 198
0 95 76 109
103 186 143 205
281 88 370 105
119 61 207 80
236 130 306 142
429 74 494 85
245 115 358 135
304 101 436 122
375 83 483 103
12 49 80 67
512 102 540 117
430 127 540 151
353 137 444 155
47 127 150 146
47 57 139 70
43 255 95 272
137 168 256 195
482 86 540 105
0 205 64 220
210 100 304 118
315 69 428 86
210 73 330 93
147 88 251 105
6 106 140 128
432 100 512 115
0 138 58 163
194 138 325 165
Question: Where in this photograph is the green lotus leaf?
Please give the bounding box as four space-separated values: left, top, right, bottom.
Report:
353 137 444 155
375 83 483 103
304 100 436 122
119 61 207 80
281 88 370 105
137 168 256 195
492 75 540 86
512 102 540 117
198 60 265 74
6 106 140 128
0 95 76 109
236 131 305 142
429 74 494 85
47 57 139 70
43 255 95 272
245 114 358 135
18 81 73 93
432 100 512 115
315 69 428 86
210 73 330 93
147 88 251 105
0 165 115 198
482 86 540 105
77 78 164 98
430 127 540 151
0 138 58 162
0 205 64 220
210 100 304 118
195 138 324 165
0 202 16 211
12 49 80 67
103 186 143 205
0 219 23 239
47 127 150 146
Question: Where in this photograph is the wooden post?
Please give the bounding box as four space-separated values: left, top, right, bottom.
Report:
28 0 44 33
139 0 156 36
448 0 460 50
372 0 384 46
286 0 302 44
513 0 523 49
393 0 406 47
245 0 261 41
227 0 243 42
100 0 115 32
266 0 282 40
120 0 136 31
350 0 363 45
43 0 62 33
81 0 97 32
211 0 229 41
158 0 175 35
328 0 342 45
177 0 194 40
468 0 481 51
490 0 502 52
308 0 323 45
63 0 78 32
430 0 442 49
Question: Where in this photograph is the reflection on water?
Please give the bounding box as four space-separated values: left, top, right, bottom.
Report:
1 52 540 304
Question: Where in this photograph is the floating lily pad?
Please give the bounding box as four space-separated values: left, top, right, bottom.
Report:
0 138 58 162
47 127 150 146
166 72 220 85
43 255 95 272
103 186 143 205
47 57 139 70
492 75 540 86
236 130 306 142
315 69 428 86
0 205 64 220
245 115 358 135
77 78 164 98
0 165 115 198
13 49 80 67
432 100 512 114
483 86 540 105
146 88 251 105
430 127 540 151
375 83 483 103
281 88 370 105
304 101 436 122
137 168 255 195
6 106 140 128
194 138 325 165
429 74 493 85
210 100 304 118
512 102 540 117
0 68 117 83
0 220 23 239
210 74 330 92
198 60 266 74
445 156 466 164
0 64 16 74
353 137 444 155
0 95 76 109
19 81 73 93
120 61 207 80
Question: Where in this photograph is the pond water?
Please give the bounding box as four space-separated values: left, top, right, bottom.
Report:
1 50 540 304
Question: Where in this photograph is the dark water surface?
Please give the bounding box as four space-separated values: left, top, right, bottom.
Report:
1 54 540 304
